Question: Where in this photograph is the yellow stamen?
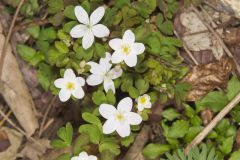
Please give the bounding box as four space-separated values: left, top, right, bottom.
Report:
122 45 130 55
115 112 125 122
139 97 146 104
66 82 75 90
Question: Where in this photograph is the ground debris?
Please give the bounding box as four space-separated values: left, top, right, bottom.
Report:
182 58 235 101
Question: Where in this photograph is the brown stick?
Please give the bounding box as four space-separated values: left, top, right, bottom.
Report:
185 92 240 154
13 19 49 32
0 0 25 79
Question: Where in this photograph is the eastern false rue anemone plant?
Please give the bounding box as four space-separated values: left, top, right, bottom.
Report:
16 0 186 159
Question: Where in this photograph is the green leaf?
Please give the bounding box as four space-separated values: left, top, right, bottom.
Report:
128 86 140 99
92 90 107 105
64 5 76 20
227 75 240 100
49 12 64 26
143 143 171 159
99 142 120 155
219 136 234 154
63 21 78 33
73 134 90 155
162 108 180 121
135 79 149 94
106 90 116 105
82 112 102 130
38 27 56 41
229 149 240 160
56 153 71 160
95 43 106 58
47 0 64 14
174 83 191 106
17 44 36 62
184 126 203 143
168 120 189 138
79 124 101 144
51 139 69 149
36 40 49 53
55 41 69 53
121 133 134 147
199 91 228 112
157 20 173 35
25 25 40 38
37 63 55 91
47 48 65 65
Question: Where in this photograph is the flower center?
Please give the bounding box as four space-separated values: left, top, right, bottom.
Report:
139 97 146 104
121 45 130 55
115 112 125 122
66 82 75 90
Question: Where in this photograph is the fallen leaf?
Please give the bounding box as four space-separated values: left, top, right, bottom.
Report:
201 108 214 125
0 21 39 136
182 58 235 101
0 127 23 160
17 138 51 160
0 130 10 152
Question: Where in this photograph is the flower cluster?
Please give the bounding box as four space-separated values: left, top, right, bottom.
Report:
53 6 152 159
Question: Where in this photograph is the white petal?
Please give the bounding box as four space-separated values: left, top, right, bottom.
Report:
124 54 137 67
75 6 89 25
99 104 116 119
64 69 76 80
126 112 142 125
144 103 152 109
103 119 117 134
92 24 110 38
109 38 122 50
82 31 94 49
88 155 98 160
59 89 71 102
116 123 131 137
72 86 84 99
111 51 124 64
87 62 106 74
78 152 88 159
137 105 145 112
108 67 122 79
123 30 135 43
54 78 66 88
76 77 85 86
71 156 80 160
117 97 132 112
86 74 104 86
133 43 145 55
70 24 88 38
100 52 112 71
90 6 105 25
103 79 115 93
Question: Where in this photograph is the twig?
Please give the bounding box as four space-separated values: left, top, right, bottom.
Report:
0 106 42 146
0 0 25 79
174 30 199 65
13 19 49 32
0 110 12 127
185 92 240 154
38 96 57 137
191 5 240 74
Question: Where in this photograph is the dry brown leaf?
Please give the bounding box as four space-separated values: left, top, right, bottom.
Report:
17 138 51 160
201 108 214 126
182 58 235 101
223 28 240 45
0 130 10 152
0 21 39 136
0 127 23 160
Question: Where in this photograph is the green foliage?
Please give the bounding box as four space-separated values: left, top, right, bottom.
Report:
165 143 219 160
51 123 73 149
162 108 180 121
229 149 240 160
143 144 171 159
174 83 191 106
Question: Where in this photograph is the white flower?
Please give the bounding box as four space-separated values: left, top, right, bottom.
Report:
136 94 152 112
99 97 142 137
109 29 145 67
86 52 122 93
70 6 110 49
71 151 97 160
54 69 85 102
